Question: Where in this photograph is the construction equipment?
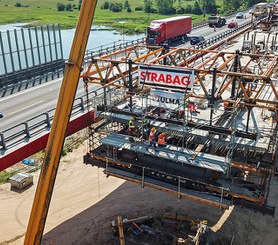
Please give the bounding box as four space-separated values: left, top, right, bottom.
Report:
253 2 269 19
24 1 98 244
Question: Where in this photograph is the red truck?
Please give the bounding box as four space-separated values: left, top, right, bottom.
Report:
146 16 192 45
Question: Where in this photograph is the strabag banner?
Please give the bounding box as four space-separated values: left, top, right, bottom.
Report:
138 64 194 91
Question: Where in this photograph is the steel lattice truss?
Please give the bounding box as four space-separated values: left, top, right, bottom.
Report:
83 45 278 111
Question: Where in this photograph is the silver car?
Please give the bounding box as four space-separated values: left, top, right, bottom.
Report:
236 12 244 19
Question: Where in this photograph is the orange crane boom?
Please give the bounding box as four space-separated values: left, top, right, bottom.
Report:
24 1 98 244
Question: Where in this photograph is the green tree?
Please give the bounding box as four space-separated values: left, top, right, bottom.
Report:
176 6 184 14
246 0 266 7
156 0 175 14
192 1 202 14
57 3 65 11
66 3 72 11
222 0 241 11
144 0 153 13
110 3 122 12
184 5 192 14
78 0 82 10
124 0 130 9
200 0 217 14
101 1 110 9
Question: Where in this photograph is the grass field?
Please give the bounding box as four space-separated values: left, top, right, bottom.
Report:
0 0 219 33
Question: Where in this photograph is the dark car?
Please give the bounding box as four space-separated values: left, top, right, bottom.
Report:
228 20 238 28
0 112 3 118
236 12 244 19
190 35 205 45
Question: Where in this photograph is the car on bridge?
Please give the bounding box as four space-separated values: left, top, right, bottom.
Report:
236 12 244 19
228 20 238 28
0 112 3 118
190 35 205 45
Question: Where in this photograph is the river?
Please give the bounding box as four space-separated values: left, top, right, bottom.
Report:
0 23 145 61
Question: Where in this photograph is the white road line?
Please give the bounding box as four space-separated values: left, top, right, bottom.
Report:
0 78 62 102
8 100 44 115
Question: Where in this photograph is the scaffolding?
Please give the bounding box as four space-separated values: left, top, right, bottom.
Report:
83 41 277 215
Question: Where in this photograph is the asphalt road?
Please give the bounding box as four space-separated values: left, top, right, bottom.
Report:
0 12 252 132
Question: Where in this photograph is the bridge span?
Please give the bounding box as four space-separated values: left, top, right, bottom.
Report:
0 16 254 172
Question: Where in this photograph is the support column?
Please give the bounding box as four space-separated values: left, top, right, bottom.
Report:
231 50 239 98
128 59 133 111
210 67 217 126
246 106 252 133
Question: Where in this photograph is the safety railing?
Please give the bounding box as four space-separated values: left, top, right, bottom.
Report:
84 37 146 62
194 20 253 49
0 85 123 152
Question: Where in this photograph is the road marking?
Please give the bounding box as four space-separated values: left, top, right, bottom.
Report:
8 100 44 115
0 78 62 102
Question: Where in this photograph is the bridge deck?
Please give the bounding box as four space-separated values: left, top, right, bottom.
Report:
101 132 227 173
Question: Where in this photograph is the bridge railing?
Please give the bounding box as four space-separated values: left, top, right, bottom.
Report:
0 97 83 151
0 85 124 152
194 20 253 49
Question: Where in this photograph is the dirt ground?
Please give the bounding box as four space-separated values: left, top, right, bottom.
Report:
1 141 278 245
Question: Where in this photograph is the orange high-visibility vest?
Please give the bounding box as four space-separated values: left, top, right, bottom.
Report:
148 131 156 141
158 134 166 145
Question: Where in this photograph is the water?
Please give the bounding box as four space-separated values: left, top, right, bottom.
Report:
0 23 145 59
0 23 28 32
62 28 145 58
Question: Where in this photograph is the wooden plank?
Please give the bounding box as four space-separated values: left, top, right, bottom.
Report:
189 144 205 160
117 216 125 245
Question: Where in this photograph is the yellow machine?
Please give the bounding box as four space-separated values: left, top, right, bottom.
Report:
24 0 98 244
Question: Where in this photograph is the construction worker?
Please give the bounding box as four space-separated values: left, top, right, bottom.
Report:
148 127 156 148
128 117 135 134
157 132 166 147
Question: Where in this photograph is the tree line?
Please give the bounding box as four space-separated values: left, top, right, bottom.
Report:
142 0 267 15
56 0 267 15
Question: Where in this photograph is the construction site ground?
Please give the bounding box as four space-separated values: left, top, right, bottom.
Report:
0 138 278 245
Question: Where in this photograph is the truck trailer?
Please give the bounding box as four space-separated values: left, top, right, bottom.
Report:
146 16 192 45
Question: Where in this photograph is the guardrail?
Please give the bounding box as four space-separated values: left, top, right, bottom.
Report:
84 37 146 62
0 85 125 152
83 18 216 60
0 97 83 151
0 69 65 97
194 20 253 49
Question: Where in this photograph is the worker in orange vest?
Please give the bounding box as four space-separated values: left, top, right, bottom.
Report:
148 127 156 148
157 132 166 147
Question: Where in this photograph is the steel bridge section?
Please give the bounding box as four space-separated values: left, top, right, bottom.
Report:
83 46 278 110
82 35 277 214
